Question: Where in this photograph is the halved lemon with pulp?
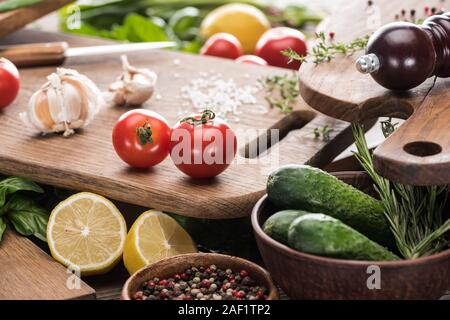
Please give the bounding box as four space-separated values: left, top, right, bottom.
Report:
123 210 197 275
47 192 127 276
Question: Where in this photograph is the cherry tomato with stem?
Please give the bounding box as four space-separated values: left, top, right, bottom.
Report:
0 58 20 110
112 109 171 168
200 33 243 59
256 27 307 70
169 110 237 179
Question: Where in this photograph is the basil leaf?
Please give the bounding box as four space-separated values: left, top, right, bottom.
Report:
0 217 6 242
0 177 43 207
113 13 168 42
6 194 48 242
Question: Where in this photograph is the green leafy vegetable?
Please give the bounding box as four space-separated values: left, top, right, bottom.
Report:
6 194 48 242
169 7 201 41
112 13 168 42
0 0 43 13
0 176 48 243
0 176 43 207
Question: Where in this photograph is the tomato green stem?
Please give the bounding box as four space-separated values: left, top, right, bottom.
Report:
136 120 153 145
181 109 216 125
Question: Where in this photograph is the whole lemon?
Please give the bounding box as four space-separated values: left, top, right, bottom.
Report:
200 3 271 53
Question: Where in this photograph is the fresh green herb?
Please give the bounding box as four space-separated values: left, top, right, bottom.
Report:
0 0 42 13
380 117 399 138
0 176 48 243
352 123 450 259
0 176 43 207
259 73 299 113
282 32 370 65
5 194 48 242
112 13 168 42
313 125 334 142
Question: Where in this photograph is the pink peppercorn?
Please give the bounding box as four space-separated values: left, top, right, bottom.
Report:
239 270 249 278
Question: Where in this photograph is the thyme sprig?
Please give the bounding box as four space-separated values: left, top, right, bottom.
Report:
282 32 370 65
258 73 300 113
352 123 450 259
313 125 334 142
380 117 399 138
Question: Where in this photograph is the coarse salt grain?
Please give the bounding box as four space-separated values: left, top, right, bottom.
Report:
180 72 264 121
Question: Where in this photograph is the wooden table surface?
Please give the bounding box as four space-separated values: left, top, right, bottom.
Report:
0 30 354 220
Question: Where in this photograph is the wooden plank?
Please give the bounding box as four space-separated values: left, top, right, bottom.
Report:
0 30 353 219
0 230 95 300
298 0 450 186
0 0 73 38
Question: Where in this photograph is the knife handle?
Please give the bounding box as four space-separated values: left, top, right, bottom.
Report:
0 42 68 68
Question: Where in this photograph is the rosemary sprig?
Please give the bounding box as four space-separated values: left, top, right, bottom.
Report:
282 32 370 65
352 123 450 259
259 73 300 113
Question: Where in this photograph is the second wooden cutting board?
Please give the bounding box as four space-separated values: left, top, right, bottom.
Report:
0 31 354 219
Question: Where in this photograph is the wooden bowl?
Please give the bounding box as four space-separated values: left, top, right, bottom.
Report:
252 171 450 299
121 253 279 300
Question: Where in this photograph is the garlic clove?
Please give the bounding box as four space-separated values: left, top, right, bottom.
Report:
20 68 102 137
109 55 157 106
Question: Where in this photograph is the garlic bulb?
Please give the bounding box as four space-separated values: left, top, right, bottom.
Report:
20 68 102 137
109 55 157 106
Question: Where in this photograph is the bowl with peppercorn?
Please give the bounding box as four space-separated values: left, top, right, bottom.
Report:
121 253 279 300
252 171 450 299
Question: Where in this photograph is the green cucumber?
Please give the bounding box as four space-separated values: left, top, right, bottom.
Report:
267 165 392 246
288 214 399 261
263 210 308 244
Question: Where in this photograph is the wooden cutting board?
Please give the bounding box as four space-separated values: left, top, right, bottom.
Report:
0 30 355 219
0 230 95 300
299 0 450 186
0 0 73 38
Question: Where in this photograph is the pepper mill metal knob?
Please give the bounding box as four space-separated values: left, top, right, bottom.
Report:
356 12 450 90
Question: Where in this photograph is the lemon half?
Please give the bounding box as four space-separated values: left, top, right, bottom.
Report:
47 192 127 276
123 210 197 275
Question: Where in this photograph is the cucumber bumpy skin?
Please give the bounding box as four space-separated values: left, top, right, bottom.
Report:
267 165 393 246
288 214 399 261
263 210 308 244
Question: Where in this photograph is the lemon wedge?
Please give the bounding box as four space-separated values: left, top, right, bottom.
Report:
47 192 127 276
123 210 197 275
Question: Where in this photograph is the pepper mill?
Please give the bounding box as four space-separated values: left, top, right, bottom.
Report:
356 12 450 90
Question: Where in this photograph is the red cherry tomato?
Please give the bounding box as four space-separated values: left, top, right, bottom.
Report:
235 55 268 66
255 27 307 70
112 109 171 168
169 110 237 179
0 58 20 110
200 33 243 59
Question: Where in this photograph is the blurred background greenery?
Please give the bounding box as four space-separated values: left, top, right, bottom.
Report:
56 0 329 53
